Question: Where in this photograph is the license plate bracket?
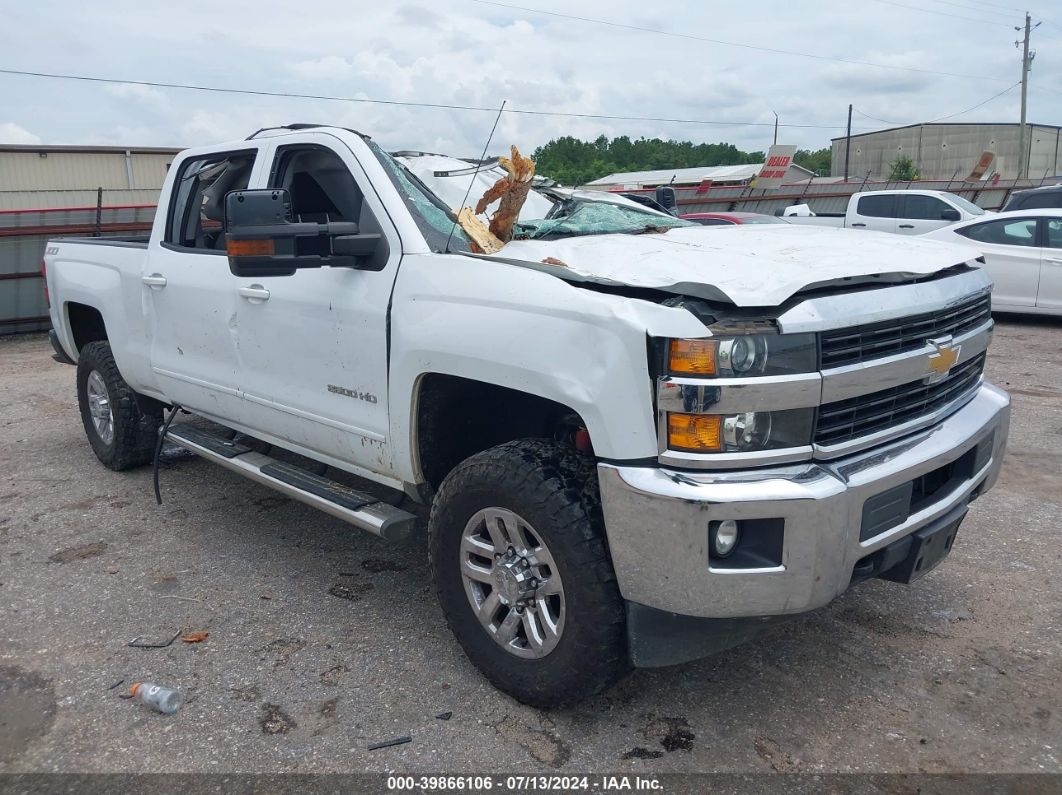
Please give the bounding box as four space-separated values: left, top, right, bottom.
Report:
879 506 967 584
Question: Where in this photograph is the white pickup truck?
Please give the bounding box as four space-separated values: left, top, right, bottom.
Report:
44 124 1010 707
783 189 988 234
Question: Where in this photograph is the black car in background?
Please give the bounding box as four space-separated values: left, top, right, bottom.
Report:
1003 183 1062 211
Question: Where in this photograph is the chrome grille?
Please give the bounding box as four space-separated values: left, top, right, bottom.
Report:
815 353 986 446
820 294 991 369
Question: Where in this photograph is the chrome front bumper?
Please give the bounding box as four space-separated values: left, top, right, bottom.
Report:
598 382 1010 619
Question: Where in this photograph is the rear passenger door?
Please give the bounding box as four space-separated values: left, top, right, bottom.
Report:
232 133 402 477
144 148 261 418
850 195 896 232
896 194 956 235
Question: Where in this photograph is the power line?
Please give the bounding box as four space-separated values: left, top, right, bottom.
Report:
961 0 1027 12
853 81 1021 126
470 0 1011 83
924 0 1017 19
867 0 1013 26
0 67 862 131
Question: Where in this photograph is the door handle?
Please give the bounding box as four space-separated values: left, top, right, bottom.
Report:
898 224 915 229
851 222 867 228
238 284 271 302
1047 256 1062 263
141 273 167 288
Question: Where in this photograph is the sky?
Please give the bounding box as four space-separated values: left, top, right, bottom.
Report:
1 0 1061 157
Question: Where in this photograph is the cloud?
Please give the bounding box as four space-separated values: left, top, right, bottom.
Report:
290 55 357 81
104 83 170 111
0 122 40 144
0 0 1056 158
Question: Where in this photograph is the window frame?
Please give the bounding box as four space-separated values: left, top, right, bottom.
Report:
856 194 897 218
954 216 1042 248
162 148 259 257
1042 217 1062 249
900 193 951 221
266 142 365 223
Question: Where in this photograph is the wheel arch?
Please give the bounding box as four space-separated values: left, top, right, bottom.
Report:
65 301 108 354
411 372 593 493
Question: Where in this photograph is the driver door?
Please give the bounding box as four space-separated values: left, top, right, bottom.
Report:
232 134 402 476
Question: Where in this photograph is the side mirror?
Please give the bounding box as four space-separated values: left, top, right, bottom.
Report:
655 186 678 216
940 208 961 222
223 189 382 277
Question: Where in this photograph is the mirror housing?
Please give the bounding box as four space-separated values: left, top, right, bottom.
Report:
224 189 382 277
655 186 678 216
940 208 961 222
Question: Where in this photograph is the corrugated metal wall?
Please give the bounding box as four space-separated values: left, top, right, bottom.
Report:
0 204 157 334
831 124 1062 180
0 150 174 189
0 149 174 209
1 147 173 332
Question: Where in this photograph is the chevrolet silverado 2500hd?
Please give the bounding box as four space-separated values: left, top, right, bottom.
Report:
44 125 1010 707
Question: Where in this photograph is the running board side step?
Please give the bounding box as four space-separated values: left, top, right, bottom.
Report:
165 423 417 542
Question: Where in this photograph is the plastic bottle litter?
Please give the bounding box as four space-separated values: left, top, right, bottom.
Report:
129 682 183 714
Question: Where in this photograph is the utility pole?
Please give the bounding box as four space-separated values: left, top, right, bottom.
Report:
844 103 852 181
1016 13 1041 180
772 110 778 146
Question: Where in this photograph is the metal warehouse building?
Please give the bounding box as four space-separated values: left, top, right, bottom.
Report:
0 143 180 209
831 122 1062 181
1 143 181 333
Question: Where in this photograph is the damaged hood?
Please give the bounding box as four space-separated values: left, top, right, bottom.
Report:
490 225 983 307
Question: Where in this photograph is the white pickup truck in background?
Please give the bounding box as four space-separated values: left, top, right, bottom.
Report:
43 124 1010 707
783 189 989 234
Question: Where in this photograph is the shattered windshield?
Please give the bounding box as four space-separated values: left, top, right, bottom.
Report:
368 141 472 252
384 148 696 248
513 198 694 240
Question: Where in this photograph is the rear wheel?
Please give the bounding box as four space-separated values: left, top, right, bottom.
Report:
76 341 159 470
429 439 629 707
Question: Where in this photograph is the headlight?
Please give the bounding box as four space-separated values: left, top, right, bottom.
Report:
666 408 814 453
667 333 816 377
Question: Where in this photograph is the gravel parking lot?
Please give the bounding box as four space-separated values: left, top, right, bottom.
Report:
1 318 1060 776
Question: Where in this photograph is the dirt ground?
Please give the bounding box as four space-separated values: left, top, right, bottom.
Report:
0 318 1059 776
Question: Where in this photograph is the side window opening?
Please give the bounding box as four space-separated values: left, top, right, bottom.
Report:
856 195 896 218
956 218 1038 247
902 194 949 221
167 151 256 252
269 144 390 270
1045 219 1062 249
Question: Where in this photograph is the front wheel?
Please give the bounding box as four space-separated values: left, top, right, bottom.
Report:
429 439 629 707
76 341 159 471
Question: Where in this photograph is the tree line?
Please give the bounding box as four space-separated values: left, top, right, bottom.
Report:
531 135 833 186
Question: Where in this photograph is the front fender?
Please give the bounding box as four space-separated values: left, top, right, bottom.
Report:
387 253 707 483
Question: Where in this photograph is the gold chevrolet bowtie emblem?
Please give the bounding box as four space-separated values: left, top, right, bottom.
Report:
925 338 960 384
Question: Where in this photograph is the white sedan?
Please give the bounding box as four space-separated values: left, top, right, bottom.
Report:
921 208 1062 316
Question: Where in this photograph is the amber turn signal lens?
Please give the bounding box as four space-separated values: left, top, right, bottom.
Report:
227 238 275 257
667 413 723 452
668 339 717 375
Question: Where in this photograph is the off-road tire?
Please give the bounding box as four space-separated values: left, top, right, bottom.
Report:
429 439 630 707
76 341 160 471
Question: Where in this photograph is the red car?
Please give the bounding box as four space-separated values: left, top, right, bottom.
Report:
680 211 788 226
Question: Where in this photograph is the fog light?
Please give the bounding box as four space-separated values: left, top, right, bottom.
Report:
710 519 740 557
